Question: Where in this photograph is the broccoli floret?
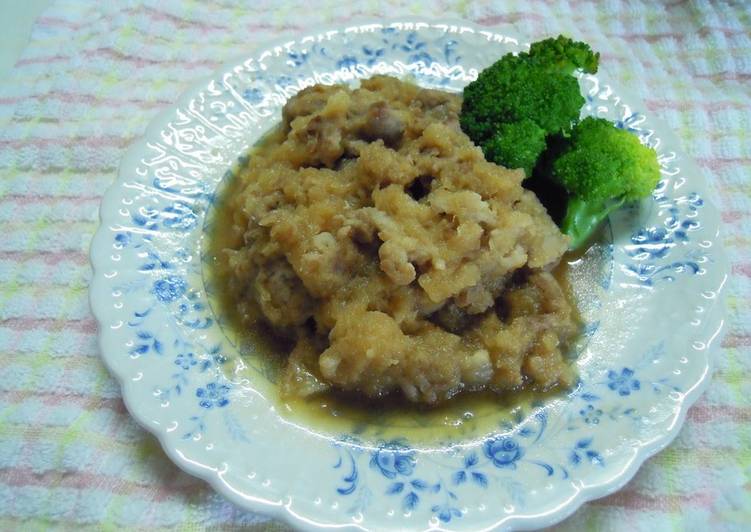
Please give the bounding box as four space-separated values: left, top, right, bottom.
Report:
460 36 599 176
459 36 658 252
482 119 547 176
528 35 600 76
553 117 661 249
460 57 585 142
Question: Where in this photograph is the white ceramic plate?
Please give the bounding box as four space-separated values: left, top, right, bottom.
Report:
90 19 728 531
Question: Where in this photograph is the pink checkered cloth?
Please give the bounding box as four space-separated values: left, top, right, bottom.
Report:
0 1 748 529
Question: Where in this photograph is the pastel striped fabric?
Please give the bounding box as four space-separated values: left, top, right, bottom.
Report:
0 1 748 530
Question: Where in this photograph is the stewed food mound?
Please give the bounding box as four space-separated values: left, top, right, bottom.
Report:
221 76 578 404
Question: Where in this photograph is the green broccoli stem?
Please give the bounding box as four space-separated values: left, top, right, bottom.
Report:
561 196 625 250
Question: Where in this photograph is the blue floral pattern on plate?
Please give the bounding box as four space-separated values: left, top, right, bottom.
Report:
90 19 727 531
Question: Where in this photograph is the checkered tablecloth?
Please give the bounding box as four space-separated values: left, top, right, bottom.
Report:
1 1 749 530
